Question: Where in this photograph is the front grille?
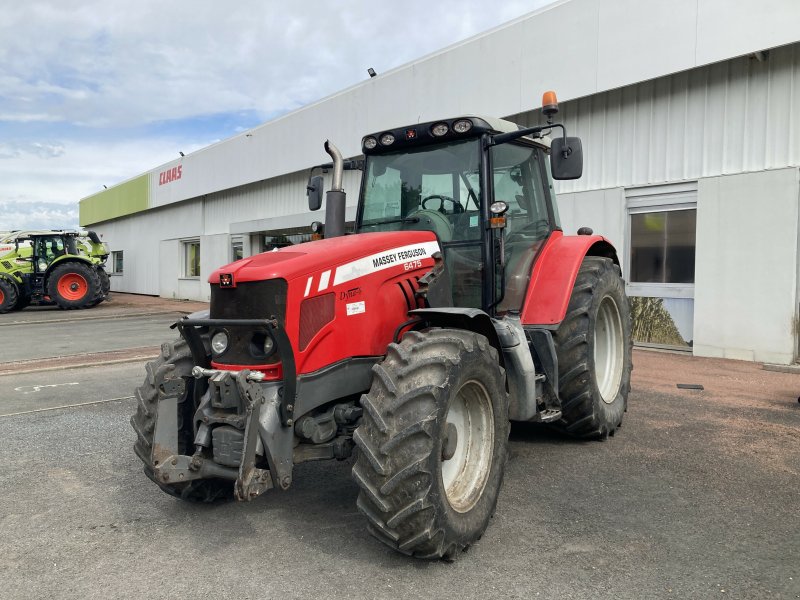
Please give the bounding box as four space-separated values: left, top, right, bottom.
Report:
210 279 288 366
210 279 287 323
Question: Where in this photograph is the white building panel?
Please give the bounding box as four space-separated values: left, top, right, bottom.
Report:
596 0 699 92
101 201 203 295
694 168 799 364
512 43 800 194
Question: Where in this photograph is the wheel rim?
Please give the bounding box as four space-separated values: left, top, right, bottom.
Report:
0 288 4 305
57 273 89 301
440 379 494 513
594 295 624 403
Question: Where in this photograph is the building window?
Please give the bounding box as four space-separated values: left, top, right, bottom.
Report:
629 209 696 284
231 237 244 262
182 239 200 278
111 250 124 274
626 183 697 350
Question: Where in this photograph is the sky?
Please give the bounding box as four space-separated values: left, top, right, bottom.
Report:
0 0 556 231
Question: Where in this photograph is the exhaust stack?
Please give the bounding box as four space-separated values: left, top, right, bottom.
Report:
323 140 346 238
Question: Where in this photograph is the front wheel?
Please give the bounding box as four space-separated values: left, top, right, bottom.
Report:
551 257 632 439
352 329 509 560
130 338 233 502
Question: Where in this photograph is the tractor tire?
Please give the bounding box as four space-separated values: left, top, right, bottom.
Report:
87 268 111 307
131 338 233 502
47 262 101 309
551 257 632 439
352 329 509 560
0 278 19 314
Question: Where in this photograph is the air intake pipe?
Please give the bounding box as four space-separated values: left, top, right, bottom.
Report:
323 140 346 239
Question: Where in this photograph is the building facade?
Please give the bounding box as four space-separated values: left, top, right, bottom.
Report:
80 0 800 364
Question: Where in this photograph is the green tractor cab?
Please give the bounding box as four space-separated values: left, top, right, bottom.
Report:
0 230 111 313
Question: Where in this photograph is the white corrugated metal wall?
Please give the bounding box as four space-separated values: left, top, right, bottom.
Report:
511 42 800 193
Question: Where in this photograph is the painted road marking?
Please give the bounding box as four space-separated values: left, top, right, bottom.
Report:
0 395 135 418
14 382 80 395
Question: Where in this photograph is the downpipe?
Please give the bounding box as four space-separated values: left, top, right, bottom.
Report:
324 140 346 238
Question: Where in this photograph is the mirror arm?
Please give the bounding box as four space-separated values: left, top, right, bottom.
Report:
489 123 567 148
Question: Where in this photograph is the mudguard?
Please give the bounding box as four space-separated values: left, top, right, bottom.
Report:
519 230 619 326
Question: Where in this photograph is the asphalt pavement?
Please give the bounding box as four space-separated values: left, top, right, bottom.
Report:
0 294 798 599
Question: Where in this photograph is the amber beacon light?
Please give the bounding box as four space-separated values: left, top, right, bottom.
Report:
541 90 559 121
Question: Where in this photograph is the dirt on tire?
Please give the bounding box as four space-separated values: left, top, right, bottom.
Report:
352 328 510 560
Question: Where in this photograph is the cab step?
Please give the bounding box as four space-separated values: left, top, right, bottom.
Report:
534 408 562 423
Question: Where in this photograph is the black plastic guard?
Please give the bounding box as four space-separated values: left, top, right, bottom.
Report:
174 316 297 427
408 307 504 368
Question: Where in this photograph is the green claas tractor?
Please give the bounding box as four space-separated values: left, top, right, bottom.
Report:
0 230 111 313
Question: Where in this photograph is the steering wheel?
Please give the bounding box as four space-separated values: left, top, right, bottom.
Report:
506 219 551 243
421 194 464 215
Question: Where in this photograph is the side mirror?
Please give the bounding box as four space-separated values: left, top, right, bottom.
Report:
550 137 583 180
307 175 324 211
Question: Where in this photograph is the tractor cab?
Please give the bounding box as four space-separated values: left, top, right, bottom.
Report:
355 116 570 312
307 94 583 316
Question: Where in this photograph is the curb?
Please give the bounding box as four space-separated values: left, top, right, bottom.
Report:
762 363 800 374
0 347 159 376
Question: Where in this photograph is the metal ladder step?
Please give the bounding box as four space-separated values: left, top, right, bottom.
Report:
535 408 562 423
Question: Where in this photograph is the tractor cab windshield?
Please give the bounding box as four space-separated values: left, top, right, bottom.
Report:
358 139 484 306
357 137 556 311
358 140 482 242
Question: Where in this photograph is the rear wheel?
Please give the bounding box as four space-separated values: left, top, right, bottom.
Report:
353 329 509 560
87 268 111 307
551 257 632 439
47 262 101 309
130 338 233 502
0 278 19 314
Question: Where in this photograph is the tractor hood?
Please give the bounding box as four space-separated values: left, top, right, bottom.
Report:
209 231 441 285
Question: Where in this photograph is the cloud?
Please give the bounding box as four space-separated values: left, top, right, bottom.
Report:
0 141 65 159
0 200 79 231
0 0 555 208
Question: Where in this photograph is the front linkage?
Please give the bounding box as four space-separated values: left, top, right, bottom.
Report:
151 317 296 500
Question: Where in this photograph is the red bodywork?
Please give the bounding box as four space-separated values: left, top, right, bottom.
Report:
210 231 439 375
210 229 617 376
520 230 617 325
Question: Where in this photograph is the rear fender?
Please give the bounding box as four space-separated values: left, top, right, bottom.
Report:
520 231 619 326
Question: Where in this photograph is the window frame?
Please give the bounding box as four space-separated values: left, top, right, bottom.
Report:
110 250 124 275
624 188 696 300
181 239 201 279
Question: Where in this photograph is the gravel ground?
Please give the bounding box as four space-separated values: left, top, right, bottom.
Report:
0 348 798 600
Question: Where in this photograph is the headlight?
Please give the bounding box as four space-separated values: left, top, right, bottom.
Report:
363 136 377 150
263 335 275 355
211 331 229 355
379 133 395 146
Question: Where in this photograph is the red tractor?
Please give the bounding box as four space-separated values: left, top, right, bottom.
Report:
132 93 632 560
